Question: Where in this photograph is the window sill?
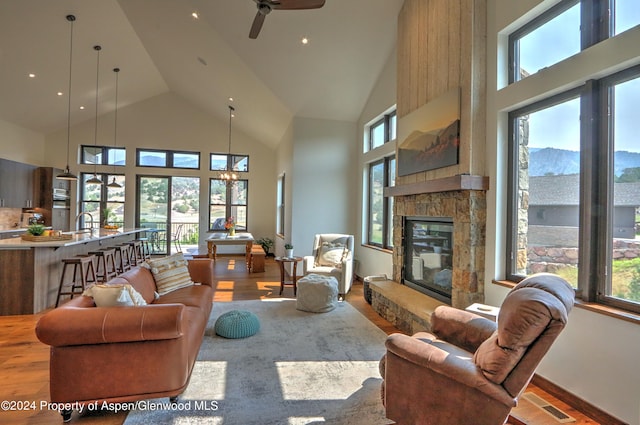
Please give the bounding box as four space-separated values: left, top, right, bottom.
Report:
361 244 393 254
493 280 640 325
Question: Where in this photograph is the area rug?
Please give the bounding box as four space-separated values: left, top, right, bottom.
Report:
124 298 393 425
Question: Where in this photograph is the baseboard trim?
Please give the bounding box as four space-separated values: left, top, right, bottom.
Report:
532 375 627 425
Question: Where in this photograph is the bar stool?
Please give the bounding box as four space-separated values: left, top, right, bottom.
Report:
55 255 97 307
89 248 118 282
75 254 98 286
113 244 132 274
127 240 145 267
138 237 152 260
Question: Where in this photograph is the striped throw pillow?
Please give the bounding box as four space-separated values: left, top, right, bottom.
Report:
143 252 194 295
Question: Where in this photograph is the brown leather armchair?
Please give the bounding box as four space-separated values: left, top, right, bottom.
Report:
380 273 574 425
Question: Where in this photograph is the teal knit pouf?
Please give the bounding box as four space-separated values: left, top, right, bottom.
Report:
214 310 260 339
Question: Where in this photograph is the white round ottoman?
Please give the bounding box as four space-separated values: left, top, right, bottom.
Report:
296 273 339 313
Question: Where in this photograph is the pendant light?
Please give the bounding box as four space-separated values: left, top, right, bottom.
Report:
219 105 238 186
57 15 78 181
106 67 122 189
86 45 103 185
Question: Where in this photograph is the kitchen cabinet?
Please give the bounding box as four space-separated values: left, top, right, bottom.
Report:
0 158 36 208
35 167 71 231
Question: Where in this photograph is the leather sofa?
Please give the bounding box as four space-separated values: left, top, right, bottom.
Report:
36 258 215 422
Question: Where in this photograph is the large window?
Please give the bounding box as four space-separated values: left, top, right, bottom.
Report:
209 179 248 231
276 173 285 236
507 68 640 314
365 108 396 249
80 173 126 228
80 145 125 166
367 156 395 249
509 0 640 84
137 149 200 169
210 154 249 172
368 111 397 151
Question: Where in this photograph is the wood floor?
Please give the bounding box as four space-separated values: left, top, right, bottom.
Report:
0 256 600 424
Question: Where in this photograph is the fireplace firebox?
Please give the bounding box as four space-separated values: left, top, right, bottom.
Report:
403 217 453 304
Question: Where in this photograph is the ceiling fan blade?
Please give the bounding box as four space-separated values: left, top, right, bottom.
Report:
271 0 325 10
249 11 266 39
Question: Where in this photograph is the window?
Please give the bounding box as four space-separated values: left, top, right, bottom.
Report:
136 149 200 169
506 68 640 314
507 91 582 287
210 154 249 172
509 0 640 84
80 145 125 166
80 173 125 228
276 173 285 236
209 179 248 231
367 156 395 249
368 111 397 151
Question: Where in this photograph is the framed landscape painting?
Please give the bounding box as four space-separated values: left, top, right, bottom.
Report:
397 87 460 176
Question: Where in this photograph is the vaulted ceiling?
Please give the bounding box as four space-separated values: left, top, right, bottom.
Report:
0 0 402 149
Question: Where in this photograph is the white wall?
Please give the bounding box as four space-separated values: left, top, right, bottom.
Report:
355 47 397 279
486 1 640 424
43 92 277 251
0 119 45 165
289 117 357 259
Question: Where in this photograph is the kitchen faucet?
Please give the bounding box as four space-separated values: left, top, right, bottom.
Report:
75 212 94 233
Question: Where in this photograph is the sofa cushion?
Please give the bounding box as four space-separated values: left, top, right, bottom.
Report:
83 284 147 307
143 253 194 295
113 268 157 304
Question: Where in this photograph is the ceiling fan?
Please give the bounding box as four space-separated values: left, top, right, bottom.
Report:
249 0 326 39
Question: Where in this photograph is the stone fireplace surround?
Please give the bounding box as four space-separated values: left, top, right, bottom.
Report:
370 175 488 334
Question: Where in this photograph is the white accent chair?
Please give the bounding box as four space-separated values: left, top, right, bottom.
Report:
303 234 354 299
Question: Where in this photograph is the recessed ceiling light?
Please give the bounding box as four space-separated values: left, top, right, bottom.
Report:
229 97 234 102
192 12 199 19
79 106 85 110
28 73 36 78
301 37 309 45
57 92 63 96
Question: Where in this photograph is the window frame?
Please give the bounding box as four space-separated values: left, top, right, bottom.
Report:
368 110 397 151
79 172 126 228
210 153 249 172
80 145 126 166
136 148 200 169
276 173 285 237
507 0 626 85
208 178 249 232
506 67 640 314
367 155 395 250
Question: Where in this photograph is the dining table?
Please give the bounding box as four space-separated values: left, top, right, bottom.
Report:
206 232 255 265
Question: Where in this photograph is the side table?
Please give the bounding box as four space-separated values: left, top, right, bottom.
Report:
275 256 303 296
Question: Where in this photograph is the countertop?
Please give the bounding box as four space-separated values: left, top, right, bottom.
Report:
0 228 147 249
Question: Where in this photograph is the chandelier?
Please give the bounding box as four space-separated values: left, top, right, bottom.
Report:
219 105 238 186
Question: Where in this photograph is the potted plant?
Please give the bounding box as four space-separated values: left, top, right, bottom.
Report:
27 224 46 236
256 237 274 257
224 217 236 236
284 243 294 258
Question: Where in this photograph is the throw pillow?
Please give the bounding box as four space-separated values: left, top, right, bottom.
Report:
142 252 194 295
83 284 147 307
316 242 346 268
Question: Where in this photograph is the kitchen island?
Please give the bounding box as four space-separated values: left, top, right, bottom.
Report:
0 228 147 316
